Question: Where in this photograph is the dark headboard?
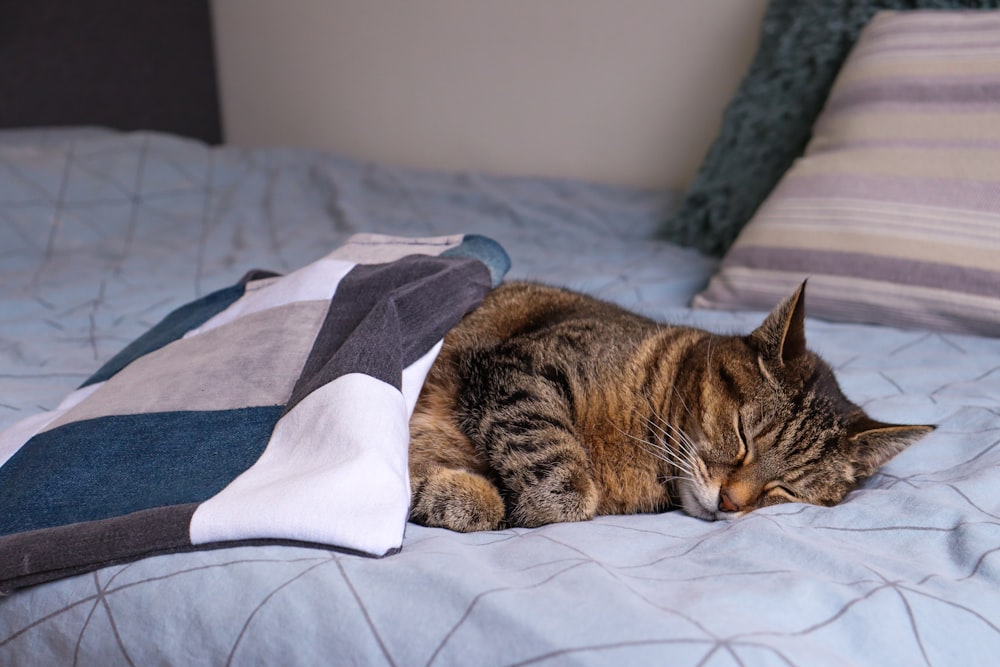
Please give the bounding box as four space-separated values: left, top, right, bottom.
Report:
0 0 222 143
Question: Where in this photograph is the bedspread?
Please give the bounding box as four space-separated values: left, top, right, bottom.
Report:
1 232 507 589
1 130 998 667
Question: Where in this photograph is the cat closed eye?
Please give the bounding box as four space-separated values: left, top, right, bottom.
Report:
764 482 798 502
735 414 750 463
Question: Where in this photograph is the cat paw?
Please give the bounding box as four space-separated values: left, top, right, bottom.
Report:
410 468 505 532
510 467 600 528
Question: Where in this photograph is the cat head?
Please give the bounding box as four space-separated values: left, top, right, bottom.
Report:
675 282 934 521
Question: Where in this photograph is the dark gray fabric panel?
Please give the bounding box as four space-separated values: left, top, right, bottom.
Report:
0 504 197 593
285 255 492 412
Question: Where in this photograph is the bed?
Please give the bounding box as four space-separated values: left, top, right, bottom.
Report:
3 3 1000 666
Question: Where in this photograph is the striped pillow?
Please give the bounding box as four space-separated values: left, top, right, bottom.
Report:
693 10 1000 337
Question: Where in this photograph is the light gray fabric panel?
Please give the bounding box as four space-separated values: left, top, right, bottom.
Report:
43 301 327 430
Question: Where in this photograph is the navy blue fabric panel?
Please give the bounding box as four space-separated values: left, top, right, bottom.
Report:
80 270 279 388
285 255 492 412
0 407 283 536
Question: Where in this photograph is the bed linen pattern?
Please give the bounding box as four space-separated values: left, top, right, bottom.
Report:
1 130 998 666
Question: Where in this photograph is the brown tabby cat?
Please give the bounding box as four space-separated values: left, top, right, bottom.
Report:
408 281 933 531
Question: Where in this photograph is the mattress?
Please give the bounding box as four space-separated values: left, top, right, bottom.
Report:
1 129 998 666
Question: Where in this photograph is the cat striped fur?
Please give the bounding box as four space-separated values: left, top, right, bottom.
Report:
408 281 933 531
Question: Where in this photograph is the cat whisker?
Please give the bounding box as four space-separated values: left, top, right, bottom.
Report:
639 423 698 479
639 408 698 475
647 422 703 487
658 475 691 484
648 441 692 469
615 421 695 479
646 417 698 463
670 385 695 422
613 423 689 469
645 383 696 430
652 418 695 449
641 389 697 455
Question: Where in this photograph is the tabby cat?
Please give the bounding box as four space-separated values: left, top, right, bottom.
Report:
408 281 933 531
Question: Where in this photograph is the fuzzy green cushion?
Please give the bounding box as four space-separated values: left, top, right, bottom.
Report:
664 0 1000 257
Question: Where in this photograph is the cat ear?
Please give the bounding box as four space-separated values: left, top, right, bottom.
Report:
849 418 935 476
751 281 807 366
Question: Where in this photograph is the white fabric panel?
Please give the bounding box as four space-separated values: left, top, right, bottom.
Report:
401 339 442 417
329 232 465 264
190 373 411 556
184 257 355 338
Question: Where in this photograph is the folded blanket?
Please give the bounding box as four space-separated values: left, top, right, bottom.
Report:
0 233 509 592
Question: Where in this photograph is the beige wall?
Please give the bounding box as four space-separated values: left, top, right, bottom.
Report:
211 0 766 190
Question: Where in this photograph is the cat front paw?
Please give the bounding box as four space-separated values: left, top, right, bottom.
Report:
509 466 600 528
410 468 506 532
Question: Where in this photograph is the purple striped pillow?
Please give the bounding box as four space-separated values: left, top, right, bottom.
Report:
694 10 1000 337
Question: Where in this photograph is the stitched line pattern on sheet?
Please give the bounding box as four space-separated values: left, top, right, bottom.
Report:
2 130 997 667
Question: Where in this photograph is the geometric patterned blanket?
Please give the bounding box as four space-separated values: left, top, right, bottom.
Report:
0 233 508 592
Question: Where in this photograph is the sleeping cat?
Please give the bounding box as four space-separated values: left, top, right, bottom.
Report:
408 281 933 531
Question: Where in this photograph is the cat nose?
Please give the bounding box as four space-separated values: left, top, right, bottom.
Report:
718 489 741 513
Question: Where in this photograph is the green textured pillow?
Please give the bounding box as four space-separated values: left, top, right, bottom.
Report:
663 0 1000 257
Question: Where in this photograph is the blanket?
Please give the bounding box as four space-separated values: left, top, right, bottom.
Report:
0 233 509 592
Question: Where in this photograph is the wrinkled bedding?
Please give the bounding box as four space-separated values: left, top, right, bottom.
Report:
1 130 998 666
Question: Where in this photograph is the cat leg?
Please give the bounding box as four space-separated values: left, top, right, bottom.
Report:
472 368 600 528
408 407 505 532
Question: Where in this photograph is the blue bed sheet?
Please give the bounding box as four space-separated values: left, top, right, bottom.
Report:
1 130 997 666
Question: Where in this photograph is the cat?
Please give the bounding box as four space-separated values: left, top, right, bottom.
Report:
407 280 933 532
